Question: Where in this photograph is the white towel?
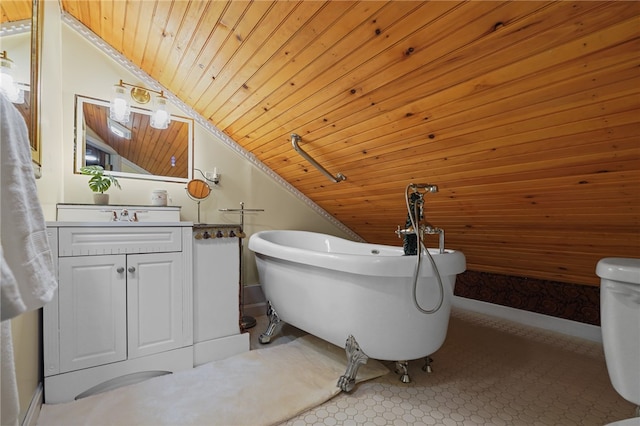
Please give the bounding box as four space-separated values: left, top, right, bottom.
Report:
0 93 57 321
1 321 20 426
1 244 27 320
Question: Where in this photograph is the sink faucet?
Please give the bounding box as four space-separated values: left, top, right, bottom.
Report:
111 209 138 222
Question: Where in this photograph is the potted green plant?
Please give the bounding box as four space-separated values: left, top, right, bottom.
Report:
80 165 121 205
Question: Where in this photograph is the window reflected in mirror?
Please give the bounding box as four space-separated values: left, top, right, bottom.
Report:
74 95 193 183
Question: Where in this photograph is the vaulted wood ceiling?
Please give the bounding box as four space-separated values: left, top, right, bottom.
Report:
15 1 640 286
0 0 30 22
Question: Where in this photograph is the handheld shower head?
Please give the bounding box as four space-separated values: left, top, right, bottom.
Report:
410 183 439 193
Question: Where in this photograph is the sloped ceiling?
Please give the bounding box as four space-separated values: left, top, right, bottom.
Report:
0 0 30 22
20 2 640 285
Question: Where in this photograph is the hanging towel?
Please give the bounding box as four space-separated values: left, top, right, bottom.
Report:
1 244 27 320
1 321 20 426
0 93 57 321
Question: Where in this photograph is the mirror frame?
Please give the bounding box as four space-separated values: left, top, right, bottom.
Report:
74 95 194 183
186 179 211 200
30 0 42 166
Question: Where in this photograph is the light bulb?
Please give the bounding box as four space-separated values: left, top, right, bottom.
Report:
110 84 130 123
150 95 171 129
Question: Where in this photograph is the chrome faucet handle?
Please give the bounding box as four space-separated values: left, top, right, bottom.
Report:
111 211 118 221
423 225 442 235
396 225 416 237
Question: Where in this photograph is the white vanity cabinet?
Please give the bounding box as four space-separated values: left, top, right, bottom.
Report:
44 222 194 403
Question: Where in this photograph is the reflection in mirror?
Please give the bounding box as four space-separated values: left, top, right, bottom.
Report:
74 95 193 183
186 179 211 200
0 1 35 160
9 84 30 125
186 178 211 224
30 0 42 165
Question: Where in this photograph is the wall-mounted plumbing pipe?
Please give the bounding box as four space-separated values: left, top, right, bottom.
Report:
291 133 346 183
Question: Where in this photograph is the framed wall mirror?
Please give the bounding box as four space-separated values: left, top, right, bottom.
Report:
0 0 42 165
74 95 194 183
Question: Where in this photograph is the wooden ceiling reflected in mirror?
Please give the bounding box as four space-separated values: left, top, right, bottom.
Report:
1 0 41 165
74 95 194 183
186 179 211 200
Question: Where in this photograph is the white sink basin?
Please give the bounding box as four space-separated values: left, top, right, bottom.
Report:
56 203 182 222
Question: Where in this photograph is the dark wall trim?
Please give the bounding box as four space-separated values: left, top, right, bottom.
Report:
454 270 600 326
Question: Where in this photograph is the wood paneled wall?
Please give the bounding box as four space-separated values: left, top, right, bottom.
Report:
56 1 640 286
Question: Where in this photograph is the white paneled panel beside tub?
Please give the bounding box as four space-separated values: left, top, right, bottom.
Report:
192 224 249 366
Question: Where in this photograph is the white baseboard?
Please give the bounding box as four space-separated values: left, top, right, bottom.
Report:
22 382 43 426
243 284 267 319
243 284 265 306
453 296 602 343
243 302 267 319
194 333 250 366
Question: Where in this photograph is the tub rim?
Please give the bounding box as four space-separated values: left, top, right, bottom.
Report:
249 230 466 278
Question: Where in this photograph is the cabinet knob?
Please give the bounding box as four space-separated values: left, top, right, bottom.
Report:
128 266 136 273
116 267 125 274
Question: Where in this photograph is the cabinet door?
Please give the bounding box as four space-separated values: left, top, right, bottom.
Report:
58 255 127 373
127 252 183 358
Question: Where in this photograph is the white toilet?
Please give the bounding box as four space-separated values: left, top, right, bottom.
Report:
597 257 640 425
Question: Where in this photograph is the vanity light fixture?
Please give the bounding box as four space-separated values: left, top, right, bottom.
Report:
0 51 24 104
110 80 171 129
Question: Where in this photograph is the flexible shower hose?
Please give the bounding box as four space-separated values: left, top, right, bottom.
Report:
405 184 445 314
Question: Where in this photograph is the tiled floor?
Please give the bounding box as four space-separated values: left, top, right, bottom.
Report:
250 308 637 426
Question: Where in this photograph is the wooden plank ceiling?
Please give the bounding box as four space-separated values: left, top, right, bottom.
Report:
56 1 640 285
0 0 30 23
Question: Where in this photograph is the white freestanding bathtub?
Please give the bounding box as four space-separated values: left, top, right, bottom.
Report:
248 230 466 389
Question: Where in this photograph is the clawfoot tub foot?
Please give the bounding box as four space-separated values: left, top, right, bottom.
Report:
422 356 433 373
337 335 368 392
258 302 281 344
395 361 411 383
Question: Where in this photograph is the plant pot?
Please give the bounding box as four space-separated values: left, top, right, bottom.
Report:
93 193 109 205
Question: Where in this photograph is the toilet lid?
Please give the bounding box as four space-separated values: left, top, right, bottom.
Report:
596 257 640 283
605 418 640 426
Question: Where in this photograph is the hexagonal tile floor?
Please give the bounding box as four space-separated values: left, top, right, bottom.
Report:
250 308 636 426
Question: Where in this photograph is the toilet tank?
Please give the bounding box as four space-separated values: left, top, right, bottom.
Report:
596 257 640 407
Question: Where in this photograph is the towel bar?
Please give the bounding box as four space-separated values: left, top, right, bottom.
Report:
291 133 346 183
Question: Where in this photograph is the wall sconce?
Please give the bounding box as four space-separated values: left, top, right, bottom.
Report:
110 80 171 129
194 168 220 186
207 168 221 185
0 51 24 104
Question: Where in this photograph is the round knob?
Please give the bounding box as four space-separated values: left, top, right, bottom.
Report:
116 267 124 274
128 266 136 273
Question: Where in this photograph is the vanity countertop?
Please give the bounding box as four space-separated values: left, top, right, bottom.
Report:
47 221 193 227
56 204 183 223
56 203 182 208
